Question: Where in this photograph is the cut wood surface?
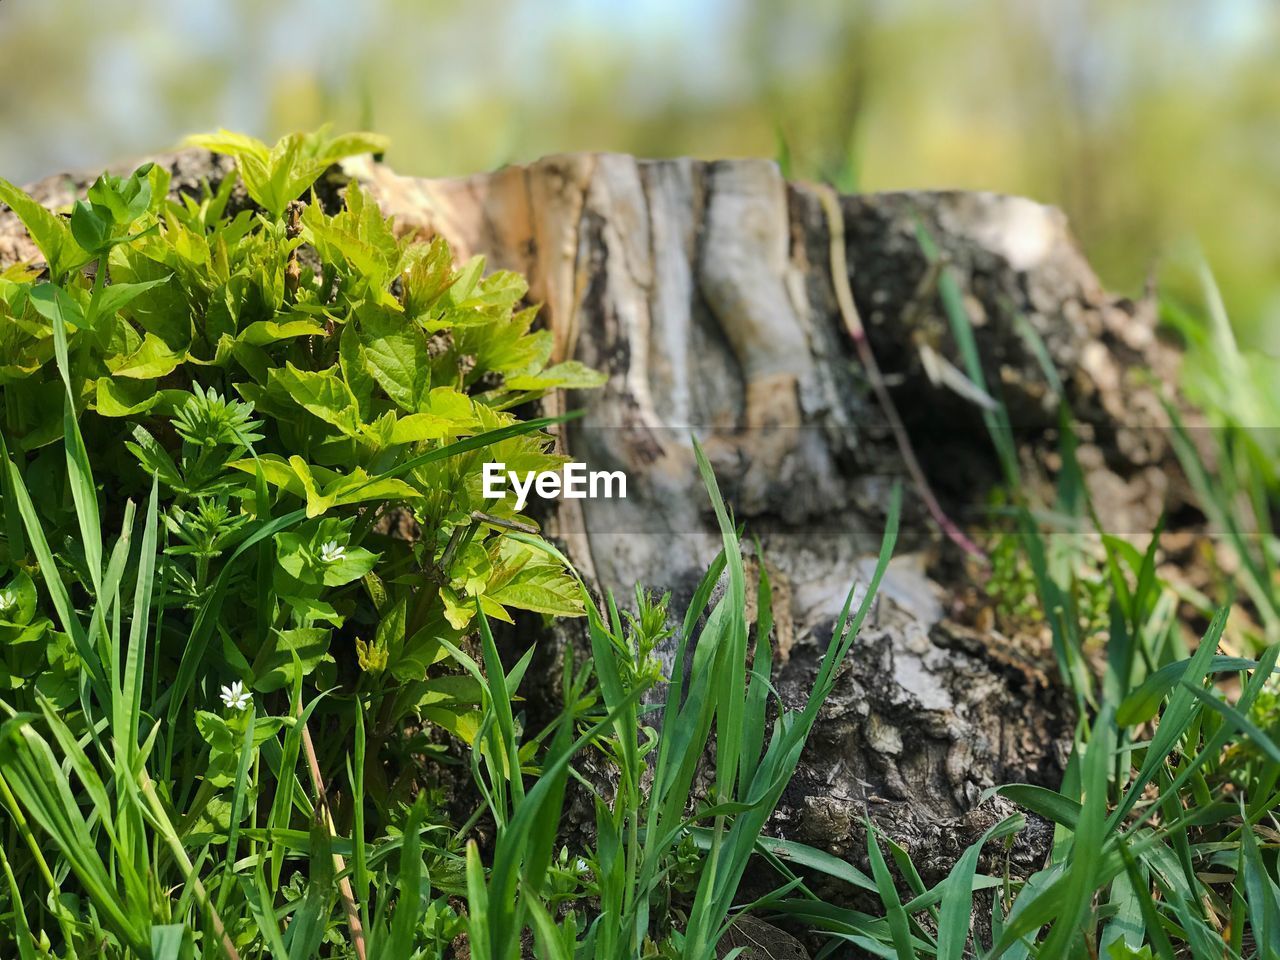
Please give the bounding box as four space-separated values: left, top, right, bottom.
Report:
2 149 1178 884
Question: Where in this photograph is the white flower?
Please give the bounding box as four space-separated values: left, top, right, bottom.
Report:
219 680 251 712
318 540 346 563
0 594 11 613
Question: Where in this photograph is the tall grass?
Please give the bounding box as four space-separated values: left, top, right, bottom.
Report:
1162 260 1280 646
872 233 1280 959
0 328 910 957
455 442 903 959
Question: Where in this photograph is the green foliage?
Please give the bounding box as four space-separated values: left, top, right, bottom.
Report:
0 129 587 715
186 129 391 219
891 247 1280 960
0 130 596 957
1161 260 1280 646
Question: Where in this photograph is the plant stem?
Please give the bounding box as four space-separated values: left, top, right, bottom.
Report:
816 183 986 562
298 707 368 960
0 771 80 950
138 772 241 960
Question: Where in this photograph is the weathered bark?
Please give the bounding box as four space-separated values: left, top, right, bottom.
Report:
3 150 1176 909
346 153 1174 871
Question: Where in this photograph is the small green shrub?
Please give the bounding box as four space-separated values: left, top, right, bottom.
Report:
0 129 600 724
0 129 603 956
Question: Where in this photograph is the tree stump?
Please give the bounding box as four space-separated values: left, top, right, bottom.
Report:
3 149 1177 891
348 153 1175 875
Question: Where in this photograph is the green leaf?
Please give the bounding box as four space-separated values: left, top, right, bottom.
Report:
236 317 327 347
108 332 186 379
937 814 1024 960
748 835 878 895
339 321 376 417
282 595 345 628
268 362 362 438
299 459 405 516
275 529 379 587
227 453 305 499
388 388 478 443
1037 706 1116 959
87 166 155 225
0 570 38 626
0 178 88 277
866 820 915 960
125 425 185 489
1100 868 1147 957
28 283 85 330
503 360 608 392
993 783 1083 830
70 200 113 254
1106 940 1155 959
1183 681 1280 764
0 847 39 960
252 627 333 693
1241 798 1280 960
150 923 194 960
87 277 170 329
449 256 485 304
1117 654 1258 726
389 411 466 444
47 294 104 594
357 305 431 412
95 377 161 416
440 587 474 631
402 236 456 319
488 556 583 617
422 705 483 744
282 824 337 958
228 455 419 516
387 798 429 958
190 128 389 217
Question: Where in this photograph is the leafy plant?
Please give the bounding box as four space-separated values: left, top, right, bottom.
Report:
0 129 598 738
0 130 600 957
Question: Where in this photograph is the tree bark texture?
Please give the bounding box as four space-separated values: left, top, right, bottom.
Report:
345 153 1177 875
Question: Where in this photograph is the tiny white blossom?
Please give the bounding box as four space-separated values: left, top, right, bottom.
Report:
0 594 11 613
219 680 251 711
318 540 346 563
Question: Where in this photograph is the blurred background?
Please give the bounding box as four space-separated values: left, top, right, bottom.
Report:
0 0 1276 347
